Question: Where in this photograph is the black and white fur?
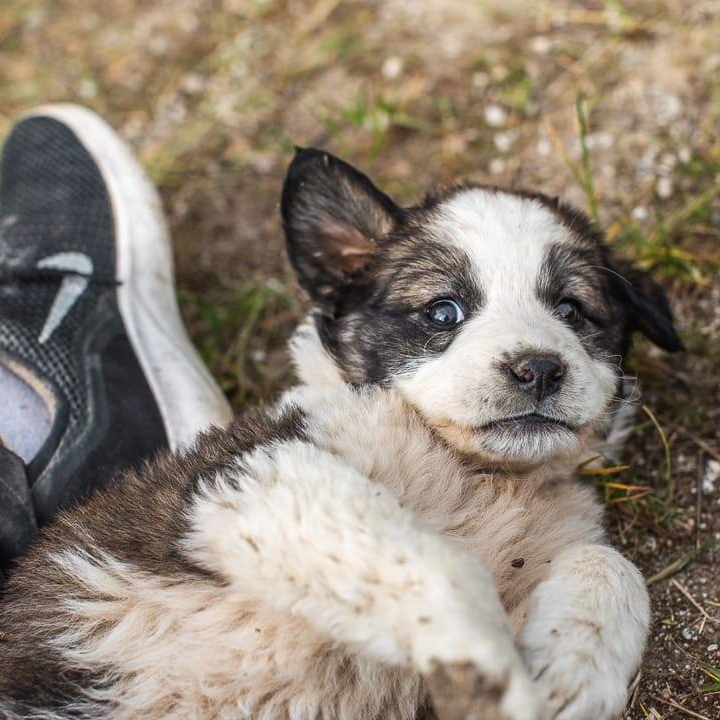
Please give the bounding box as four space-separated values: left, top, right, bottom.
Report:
0 149 682 720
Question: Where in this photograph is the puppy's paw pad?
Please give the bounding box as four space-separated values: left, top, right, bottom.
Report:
426 660 512 720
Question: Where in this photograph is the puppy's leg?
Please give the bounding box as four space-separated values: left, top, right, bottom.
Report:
184 440 543 720
518 544 649 720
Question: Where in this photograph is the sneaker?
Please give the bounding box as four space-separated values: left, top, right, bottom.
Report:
0 103 232 529
0 446 36 570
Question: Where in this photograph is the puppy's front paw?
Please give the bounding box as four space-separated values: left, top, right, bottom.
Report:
517 545 649 720
426 660 509 720
519 622 628 720
425 657 546 720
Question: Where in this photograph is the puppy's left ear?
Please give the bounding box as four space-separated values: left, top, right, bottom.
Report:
281 148 400 307
612 261 684 352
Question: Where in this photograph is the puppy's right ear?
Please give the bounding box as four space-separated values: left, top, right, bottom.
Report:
281 148 399 308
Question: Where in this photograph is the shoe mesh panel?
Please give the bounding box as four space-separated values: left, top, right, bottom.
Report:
0 118 116 431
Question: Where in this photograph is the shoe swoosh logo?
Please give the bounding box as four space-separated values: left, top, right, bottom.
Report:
36 252 94 344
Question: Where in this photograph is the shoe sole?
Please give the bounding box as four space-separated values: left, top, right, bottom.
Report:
27 104 233 450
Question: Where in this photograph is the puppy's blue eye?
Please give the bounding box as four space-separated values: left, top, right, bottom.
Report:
426 299 465 328
555 298 583 325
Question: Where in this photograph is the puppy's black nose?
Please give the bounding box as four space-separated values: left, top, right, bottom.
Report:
507 354 566 402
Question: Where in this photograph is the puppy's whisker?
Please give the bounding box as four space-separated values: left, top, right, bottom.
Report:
582 264 633 286
579 330 604 343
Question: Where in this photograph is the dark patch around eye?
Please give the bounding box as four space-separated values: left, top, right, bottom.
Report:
318 230 483 385
537 244 609 322
378 236 482 310
537 242 631 365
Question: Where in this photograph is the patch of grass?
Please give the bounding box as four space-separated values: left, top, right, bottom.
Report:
497 61 536 114
697 660 720 694
548 92 719 286
180 280 299 410
322 89 424 155
613 150 720 283
575 94 601 225
642 404 674 507
544 94 601 224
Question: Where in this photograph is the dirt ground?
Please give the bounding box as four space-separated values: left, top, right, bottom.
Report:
1 1 719 717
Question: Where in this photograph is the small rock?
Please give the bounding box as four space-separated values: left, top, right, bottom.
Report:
471 71 489 89
490 65 509 82
586 131 613 150
702 459 720 495
707 643 718 652
181 73 206 95
493 130 518 152
484 104 507 127
678 146 692 164
531 36 552 54
149 35 169 56
681 627 695 641
488 158 506 175
78 79 97 100
642 536 658 553
382 56 403 80
655 176 673 199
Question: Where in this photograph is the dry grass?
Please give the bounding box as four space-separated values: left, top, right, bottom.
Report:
2 1 719 716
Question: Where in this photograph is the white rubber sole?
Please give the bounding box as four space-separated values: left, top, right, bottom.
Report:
27 104 233 450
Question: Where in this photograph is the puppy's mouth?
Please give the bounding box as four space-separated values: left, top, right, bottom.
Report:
479 413 577 432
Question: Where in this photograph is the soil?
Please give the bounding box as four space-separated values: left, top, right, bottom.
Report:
1 1 719 717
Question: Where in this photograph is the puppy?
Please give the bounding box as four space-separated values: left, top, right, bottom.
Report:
0 149 681 720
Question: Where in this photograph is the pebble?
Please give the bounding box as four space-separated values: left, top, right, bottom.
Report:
489 158 506 175
382 56 403 80
181 73 206 95
493 130 518 152
702 459 720 495
655 176 673 199
472 71 489 88
78 78 97 100
681 627 695 640
531 36 552 54
678 146 692 163
708 643 718 652
484 104 507 127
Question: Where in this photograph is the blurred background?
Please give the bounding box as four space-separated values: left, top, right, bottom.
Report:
1 1 719 717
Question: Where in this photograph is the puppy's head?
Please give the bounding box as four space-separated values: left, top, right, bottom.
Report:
281 149 682 467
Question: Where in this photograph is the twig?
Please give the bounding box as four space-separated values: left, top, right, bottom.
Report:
295 0 341 37
647 538 720 587
576 94 600 224
626 669 642 710
642 404 673 505
646 547 703 587
670 579 720 625
696 450 703 550
649 694 711 719
676 426 720 464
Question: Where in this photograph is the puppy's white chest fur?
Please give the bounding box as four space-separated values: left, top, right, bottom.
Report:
282 379 605 624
